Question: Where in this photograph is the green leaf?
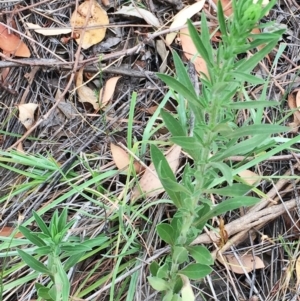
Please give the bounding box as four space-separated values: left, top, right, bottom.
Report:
186 246 213 265
60 244 92 253
217 0 228 37
179 263 212 280
223 124 289 139
81 235 108 248
229 101 279 109
236 38 283 73
204 184 252 197
18 226 46 247
157 74 201 108
150 261 160 277
195 196 260 227
187 20 212 68
200 11 213 63
157 223 175 245
49 210 59 237
157 262 169 279
35 246 52 255
171 295 182 301
57 208 68 233
231 72 265 84
210 134 269 161
161 110 186 137
209 162 232 186
33 211 51 237
173 246 188 264
172 50 197 97
17 249 50 274
151 144 182 208
148 276 170 291
171 136 202 150
64 252 84 271
36 284 53 301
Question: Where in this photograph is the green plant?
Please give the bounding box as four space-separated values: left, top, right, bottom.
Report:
148 1 286 300
16 208 108 301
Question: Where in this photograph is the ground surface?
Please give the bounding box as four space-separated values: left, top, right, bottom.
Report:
1 1 300 301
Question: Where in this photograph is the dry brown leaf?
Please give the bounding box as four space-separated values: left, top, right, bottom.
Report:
0 226 23 238
76 67 99 110
238 169 261 185
110 143 142 173
217 254 265 274
166 0 205 46
18 103 38 129
99 76 121 107
180 27 208 77
132 145 181 199
0 23 30 57
26 22 72 36
213 0 233 16
70 0 109 49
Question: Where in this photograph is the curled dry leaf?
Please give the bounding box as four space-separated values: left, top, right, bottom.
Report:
0 24 30 57
18 103 38 130
26 22 72 36
114 4 160 27
99 76 121 107
217 254 265 274
180 27 208 77
132 145 181 199
238 169 261 186
76 67 99 110
70 0 109 49
110 143 142 173
165 0 205 46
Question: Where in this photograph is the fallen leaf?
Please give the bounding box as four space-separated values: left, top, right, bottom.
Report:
70 0 109 49
26 22 72 36
238 169 261 186
212 0 233 17
132 145 181 199
114 4 160 27
180 275 195 301
180 27 208 77
99 76 121 107
110 143 142 173
166 0 205 46
76 67 99 110
0 23 30 57
18 103 38 129
0 226 23 238
217 253 265 274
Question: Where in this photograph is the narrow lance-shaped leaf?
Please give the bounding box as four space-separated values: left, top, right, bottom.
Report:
157 74 202 109
17 249 50 274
